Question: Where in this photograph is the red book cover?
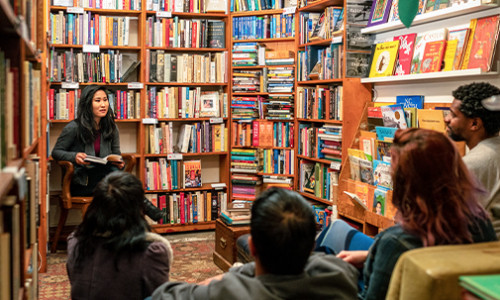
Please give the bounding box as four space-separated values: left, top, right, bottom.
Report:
252 121 259 146
158 195 167 224
68 90 75 120
393 33 417 75
421 40 446 73
467 15 500 72
180 192 185 224
192 21 197 47
49 89 55 120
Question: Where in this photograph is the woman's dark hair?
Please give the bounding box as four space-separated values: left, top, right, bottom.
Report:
76 85 116 144
391 128 488 246
250 188 316 275
73 171 150 267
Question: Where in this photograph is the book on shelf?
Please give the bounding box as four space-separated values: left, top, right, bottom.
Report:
207 21 226 49
396 95 424 109
381 104 408 129
84 154 123 165
359 158 374 185
466 15 500 72
368 40 400 77
393 33 416 76
373 160 392 189
448 27 470 71
373 186 389 216
461 18 478 70
404 107 418 128
442 39 458 71
206 0 228 12
421 40 446 73
183 160 202 188
417 109 446 133
375 126 398 141
375 140 392 162
410 28 447 74
344 191 368 210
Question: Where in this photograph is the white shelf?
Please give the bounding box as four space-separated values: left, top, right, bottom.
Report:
361 68 498 84
361 2 498 34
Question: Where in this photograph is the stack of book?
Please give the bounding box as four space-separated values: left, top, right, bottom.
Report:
267 67 294 93
231 173 262 201
317 124 342 161
262 175 293 189
232 70 262 92
220 201 252 225
230 149 261 174
232 43 259 66
231 96 262 120
262 94 294 120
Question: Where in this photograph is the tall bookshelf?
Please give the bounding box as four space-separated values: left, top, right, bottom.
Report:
44 0 231 238
0 0 44 293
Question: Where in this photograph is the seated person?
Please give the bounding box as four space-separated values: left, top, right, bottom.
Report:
151 187 359 299
52 84 163 220
316 128 497 300
66 171 172 300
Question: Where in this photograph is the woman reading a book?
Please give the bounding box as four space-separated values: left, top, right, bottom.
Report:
316 128 497 300
52 85 164 220
67 171 172 300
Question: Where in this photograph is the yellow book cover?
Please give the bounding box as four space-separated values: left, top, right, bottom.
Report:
417 109 445 133
443 39 458 71
369 40 400 77
461 18 477 69
213 124 222 151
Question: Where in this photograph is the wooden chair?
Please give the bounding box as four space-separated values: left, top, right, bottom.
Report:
50 154 136 253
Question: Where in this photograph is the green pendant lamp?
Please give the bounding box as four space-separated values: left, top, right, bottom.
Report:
398 0 419 28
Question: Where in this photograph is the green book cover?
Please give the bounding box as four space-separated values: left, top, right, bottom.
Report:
459 274 500 300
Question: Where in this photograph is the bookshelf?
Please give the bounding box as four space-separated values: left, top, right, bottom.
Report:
0 0 44 294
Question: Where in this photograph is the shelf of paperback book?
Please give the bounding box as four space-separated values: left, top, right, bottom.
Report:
154 117 229 122
232 37 296 44
49 119 141 123
144 152 228 158
297 79 343 85
232 145 294 150
361 2 499 34
152 221 216 233
231 65 295 69
49 81 132 86
298 191 332 205
50 44 142 50
297 154 339 166
145 11 228 18
145 183 227 193
50 6 142 14
296 118 342 125
299 0 343 12
257 172 294 177
146 47 228 52
232 92 273 96
231 9 286 17
146 82 228 86
360 68 499 84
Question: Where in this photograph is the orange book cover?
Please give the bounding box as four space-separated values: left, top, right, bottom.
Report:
421 40 446 73
467 15 500 72
259 121 274 147
461 18 477 70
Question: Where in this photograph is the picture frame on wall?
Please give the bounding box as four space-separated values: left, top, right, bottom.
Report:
367 0 393 27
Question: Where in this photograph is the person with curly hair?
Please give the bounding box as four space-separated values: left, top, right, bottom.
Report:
315 128 497 300
445 82 500 237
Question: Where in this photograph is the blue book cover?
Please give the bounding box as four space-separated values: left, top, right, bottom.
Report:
381 104 408 129
375 126 398 141
373 186 390 216
396 95 424 109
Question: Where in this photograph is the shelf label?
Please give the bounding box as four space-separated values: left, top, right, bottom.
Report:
332 36 343 44
209 117 223 124
61 82 79 89
282 6 296 15
83 44 100 53
211 183 227 189
156 11 172 18
142 118 158 124
330 161 341 171
127 82 144 89
67 7 84 14
167 153 183 160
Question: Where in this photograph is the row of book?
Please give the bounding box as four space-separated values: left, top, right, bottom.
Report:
231 121 293 148
230 0 292 12
48 88 141 120
263 94 294 120
145 122 227 154
299 160 339 202
267 67 294 93
232 42 263 66
230 148 262 174
49 12 138 46
146 87 227 119
145 0 219 13
299 7 342 44
146 50 228 83
262 149 294 175
231 96 261 119
49 49 136 83
232 14 295 40
298 42 342 81
298 123 342 162
297 85 343 121
53 0 142 10
145 17 225 48
145 158 204 190
369 14 500 77
232 70 261 92
146 190 227 225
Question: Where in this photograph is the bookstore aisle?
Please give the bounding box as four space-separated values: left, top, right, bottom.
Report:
1 0 500 298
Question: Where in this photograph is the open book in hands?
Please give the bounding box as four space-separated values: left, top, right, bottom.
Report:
84 154 123 165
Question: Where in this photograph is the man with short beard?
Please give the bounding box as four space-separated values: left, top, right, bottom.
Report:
445 82 500 238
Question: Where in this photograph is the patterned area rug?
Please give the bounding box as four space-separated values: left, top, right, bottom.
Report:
38 231 223 300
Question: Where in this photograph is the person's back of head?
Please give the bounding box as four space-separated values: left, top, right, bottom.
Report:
74 171 150 264
250 187 316 275
453 82 500 136
391 128 488 246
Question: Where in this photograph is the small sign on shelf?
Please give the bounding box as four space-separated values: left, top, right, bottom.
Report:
156 11 172 18
61 82 79 89
330 161 341 171
211 183 227 190
209 117 223 124
127 82 144 89
142 118 158 124
83 44 100 53
283 6 296 15
167 153 183 160
67 7 84 13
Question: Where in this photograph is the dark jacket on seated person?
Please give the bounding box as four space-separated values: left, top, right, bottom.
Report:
152 252 358 300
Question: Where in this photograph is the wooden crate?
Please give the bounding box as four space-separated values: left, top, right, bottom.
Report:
213 219 250 272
